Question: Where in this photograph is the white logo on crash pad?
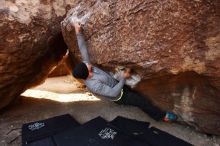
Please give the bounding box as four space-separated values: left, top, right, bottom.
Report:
98 128 117 140
28 122 45 131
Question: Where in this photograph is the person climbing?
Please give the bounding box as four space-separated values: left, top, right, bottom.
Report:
70 23 177 122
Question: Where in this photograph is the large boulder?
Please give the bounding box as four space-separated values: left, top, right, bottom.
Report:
62 0 220 135
0 0 76 109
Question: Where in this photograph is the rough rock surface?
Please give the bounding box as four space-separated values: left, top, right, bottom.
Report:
48 55 71 77
62 0 220 135
0 0 75 109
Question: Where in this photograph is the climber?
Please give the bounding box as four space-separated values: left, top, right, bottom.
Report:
70 23 177 122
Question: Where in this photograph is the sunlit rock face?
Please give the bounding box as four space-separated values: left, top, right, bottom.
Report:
0 0 76 109
62 0 220 135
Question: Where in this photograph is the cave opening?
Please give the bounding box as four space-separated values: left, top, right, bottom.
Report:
21 58 100 103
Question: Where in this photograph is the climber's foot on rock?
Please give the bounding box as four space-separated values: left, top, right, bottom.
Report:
163 112 178 122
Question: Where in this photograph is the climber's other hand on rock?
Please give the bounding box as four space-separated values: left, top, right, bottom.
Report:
123 69 131 79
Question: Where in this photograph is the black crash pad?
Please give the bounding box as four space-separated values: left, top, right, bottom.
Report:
110 116 192 146
22 114 80 146
53 116 149 146
22 115 192 146
23 137 55 146
110 116 150 136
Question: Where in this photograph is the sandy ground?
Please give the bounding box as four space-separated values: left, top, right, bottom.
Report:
0 75 220 146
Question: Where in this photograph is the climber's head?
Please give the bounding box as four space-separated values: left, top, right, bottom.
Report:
72 62 92 80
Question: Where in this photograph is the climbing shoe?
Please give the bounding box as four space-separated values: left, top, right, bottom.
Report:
163 112 177 122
